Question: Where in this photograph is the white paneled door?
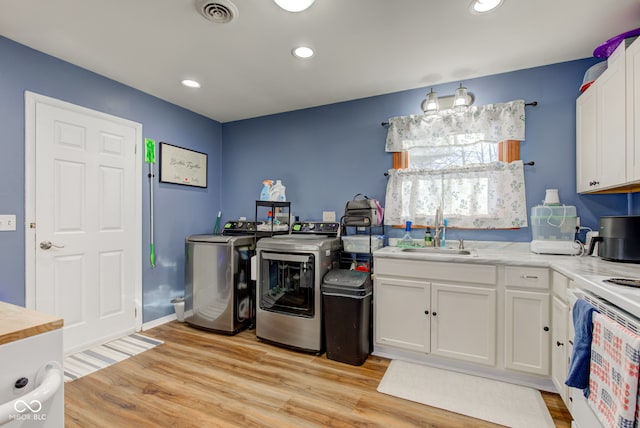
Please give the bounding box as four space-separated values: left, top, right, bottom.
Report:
25 92 142 355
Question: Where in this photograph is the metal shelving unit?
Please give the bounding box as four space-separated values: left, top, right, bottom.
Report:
339 223 385 274
254 200 291 241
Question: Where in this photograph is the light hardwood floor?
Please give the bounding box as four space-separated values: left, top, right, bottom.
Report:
65 321 572 427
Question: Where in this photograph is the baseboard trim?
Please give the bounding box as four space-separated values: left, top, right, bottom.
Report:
142 313 176 331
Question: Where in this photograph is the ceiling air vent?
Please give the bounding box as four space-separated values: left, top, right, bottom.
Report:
197 0 239 24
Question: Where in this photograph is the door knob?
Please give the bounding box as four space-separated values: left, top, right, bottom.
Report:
40 241 64 250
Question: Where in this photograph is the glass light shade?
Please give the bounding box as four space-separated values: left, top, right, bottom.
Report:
424 89 439 113
453 84 469 111
273 0 315 12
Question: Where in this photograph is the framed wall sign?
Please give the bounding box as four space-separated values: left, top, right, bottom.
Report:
159 142 208 188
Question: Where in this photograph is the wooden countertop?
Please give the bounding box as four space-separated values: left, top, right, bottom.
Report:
0 301 63 345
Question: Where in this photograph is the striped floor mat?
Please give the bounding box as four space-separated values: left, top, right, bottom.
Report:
63 333 163 382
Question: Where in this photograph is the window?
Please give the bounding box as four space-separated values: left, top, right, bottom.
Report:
384 100 527 229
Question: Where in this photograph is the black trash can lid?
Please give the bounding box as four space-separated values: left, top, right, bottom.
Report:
322 269 372 296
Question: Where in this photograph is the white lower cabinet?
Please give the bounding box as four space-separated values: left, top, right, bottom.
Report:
551 271 572 407
551 295 569 403
375 276 430 352
374 258 497 366
504 289 550 375
431 282 496 366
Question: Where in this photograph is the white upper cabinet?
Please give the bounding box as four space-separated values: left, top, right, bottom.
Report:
627 37 640 183
576 39 628 193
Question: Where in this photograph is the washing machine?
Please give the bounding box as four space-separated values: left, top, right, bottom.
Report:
184 221 257 334
255 222 341 353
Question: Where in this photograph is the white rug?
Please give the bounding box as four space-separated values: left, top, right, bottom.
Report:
377 360 555 428
63 333 163 382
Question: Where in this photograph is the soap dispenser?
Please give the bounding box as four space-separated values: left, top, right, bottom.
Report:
424 228 433 247
400 221 414 247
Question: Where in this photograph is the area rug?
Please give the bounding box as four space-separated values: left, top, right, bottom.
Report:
63 333 163 382
377 360 554 428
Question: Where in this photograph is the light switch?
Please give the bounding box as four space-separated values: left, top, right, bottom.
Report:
322 211 336 222
0 215 17 231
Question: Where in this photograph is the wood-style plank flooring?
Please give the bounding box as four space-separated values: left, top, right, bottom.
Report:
65 321 572 427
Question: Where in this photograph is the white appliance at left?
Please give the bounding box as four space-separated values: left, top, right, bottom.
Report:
0 303 64 427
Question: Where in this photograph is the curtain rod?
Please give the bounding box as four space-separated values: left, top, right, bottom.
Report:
380 101 538 127
383 161 535 176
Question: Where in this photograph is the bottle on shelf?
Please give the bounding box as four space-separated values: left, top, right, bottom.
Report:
424 228 433 247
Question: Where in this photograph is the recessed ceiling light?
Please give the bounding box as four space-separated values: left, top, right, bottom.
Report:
273 0 315 12
292 46 314 59
181 79 201 88
469 0 503 14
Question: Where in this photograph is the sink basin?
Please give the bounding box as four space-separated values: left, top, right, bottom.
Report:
400 247 472 255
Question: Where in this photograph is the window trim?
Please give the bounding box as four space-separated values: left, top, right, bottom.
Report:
392 140 520 169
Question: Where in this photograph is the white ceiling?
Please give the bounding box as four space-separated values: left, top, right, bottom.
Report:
1 0 639 123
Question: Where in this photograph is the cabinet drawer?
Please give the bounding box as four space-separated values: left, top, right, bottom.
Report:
375 258 496 285
504 266 549 290
552 271 570 301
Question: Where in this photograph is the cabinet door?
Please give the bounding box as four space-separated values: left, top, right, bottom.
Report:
627 38 640 182
374 276 430 352
597 48 627 189
505 289 551 375
576 87 598 193
551 295 569 404
430 282 497 366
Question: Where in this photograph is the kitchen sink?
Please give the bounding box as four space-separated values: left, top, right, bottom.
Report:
400 247 472 255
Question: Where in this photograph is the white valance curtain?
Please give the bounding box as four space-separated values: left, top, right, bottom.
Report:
384 100 527 229
385 100 525 152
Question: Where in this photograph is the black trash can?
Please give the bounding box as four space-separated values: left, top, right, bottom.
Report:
322 269 372 366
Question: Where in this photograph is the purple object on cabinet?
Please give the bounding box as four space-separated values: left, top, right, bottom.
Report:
593 28 640 58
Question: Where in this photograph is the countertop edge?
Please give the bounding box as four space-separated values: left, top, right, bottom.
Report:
0 301 64 346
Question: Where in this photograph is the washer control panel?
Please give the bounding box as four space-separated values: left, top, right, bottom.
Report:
291 222 341 236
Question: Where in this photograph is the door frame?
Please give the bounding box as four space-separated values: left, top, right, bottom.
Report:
24 91 143 331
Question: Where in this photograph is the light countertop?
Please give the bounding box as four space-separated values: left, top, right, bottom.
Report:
0 301 63 346
374 241 640 317
375 241 640 278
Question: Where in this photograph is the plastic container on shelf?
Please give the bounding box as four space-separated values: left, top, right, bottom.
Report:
260 180 273 201
342 235 385 253
269 180 286 201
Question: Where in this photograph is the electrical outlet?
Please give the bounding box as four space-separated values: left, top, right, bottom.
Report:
0 215 16 231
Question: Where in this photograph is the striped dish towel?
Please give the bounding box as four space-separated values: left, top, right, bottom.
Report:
588 312 640 428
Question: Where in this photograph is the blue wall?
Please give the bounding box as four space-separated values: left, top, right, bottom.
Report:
221 58 634 242
0 36 222 321
2 35 637 324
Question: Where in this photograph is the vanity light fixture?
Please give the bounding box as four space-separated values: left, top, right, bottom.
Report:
181 79 201 88
273 0 315 12
469 0 504 14
292 46 314 58
420 85 475 113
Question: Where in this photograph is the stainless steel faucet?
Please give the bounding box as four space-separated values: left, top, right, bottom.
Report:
433 207 443 248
